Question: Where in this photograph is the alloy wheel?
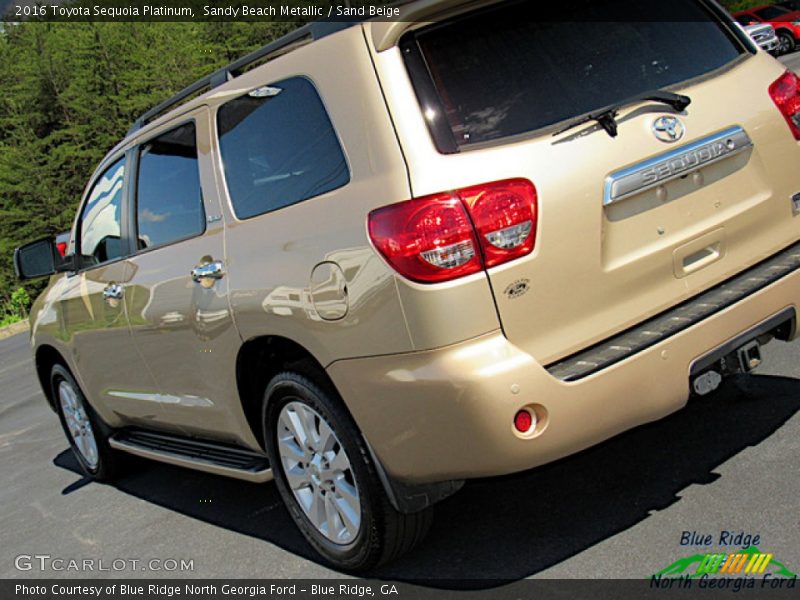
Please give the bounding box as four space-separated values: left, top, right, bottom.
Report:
778 33 794 55
58 380 99 469
276 400 361 545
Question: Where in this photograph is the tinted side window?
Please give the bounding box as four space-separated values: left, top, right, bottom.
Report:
80 157 125 265
217 77 349 220
135 123 204 250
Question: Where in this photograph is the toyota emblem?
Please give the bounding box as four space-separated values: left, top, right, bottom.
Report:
652 116 685 143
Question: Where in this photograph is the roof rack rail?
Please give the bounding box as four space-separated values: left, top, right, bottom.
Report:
126 21 357 136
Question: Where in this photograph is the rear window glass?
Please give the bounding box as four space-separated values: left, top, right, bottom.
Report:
405 0 745 150
217 77 349 220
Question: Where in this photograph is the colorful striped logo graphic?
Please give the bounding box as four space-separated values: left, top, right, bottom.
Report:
653 545 797 579
696 552 773 575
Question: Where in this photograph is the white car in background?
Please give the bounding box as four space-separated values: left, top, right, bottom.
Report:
738 18 781 55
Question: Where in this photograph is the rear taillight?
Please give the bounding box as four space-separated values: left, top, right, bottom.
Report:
56 242 67 257
769 70 800 141
459 179 537 268
368 178 537 283
368 193 481 283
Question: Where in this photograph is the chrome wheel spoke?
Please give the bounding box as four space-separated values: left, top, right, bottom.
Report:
334 478 360 515
64 413 80 438
281 409 308 449
309 486 326 531
328 448 350 473
332 494 359 539
86 443 98 465
295 486 314 513
279 436 306 462
77 436 89 457
297 405 320 450
283 464 309 490
324 493 340 538
277 400 361 545
318 420 336 454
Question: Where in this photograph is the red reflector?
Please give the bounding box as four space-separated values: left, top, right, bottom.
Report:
514 409 533 433
56 242 67 257
769 70 800 141
368 179 537 283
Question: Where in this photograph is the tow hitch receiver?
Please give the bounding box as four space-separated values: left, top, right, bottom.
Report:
688 308 795 397
737 340 762 372
691 340 762 396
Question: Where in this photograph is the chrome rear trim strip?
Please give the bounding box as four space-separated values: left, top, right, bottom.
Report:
604 126 753 206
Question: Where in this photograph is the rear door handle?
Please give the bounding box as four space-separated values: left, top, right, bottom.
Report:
191 260 225 283
103 283 124 301
673 229 725 279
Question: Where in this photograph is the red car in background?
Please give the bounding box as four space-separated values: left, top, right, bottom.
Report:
734 4 800 54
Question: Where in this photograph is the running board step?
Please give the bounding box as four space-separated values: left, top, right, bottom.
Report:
109 430 272 483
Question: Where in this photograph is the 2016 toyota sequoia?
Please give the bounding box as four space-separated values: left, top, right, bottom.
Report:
14 0 800 570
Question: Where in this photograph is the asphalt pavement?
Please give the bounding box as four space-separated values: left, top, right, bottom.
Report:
782 51 800 74
0 53 799 586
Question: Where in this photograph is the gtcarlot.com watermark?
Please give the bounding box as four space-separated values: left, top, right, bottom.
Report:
14 554 194 573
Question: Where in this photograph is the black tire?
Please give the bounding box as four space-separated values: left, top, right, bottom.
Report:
51 364 121 481
777 30 796 55
263 370 432 571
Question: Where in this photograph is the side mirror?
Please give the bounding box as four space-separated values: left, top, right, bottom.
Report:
13 237 59 280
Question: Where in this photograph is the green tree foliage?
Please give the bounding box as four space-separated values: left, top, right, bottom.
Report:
0 286 30 326
0 20 297 316
9 287 30 317
719 0 772 12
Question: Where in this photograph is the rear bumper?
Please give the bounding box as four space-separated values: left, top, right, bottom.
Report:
328 257 800 484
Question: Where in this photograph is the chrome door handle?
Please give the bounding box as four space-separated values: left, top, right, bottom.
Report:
191 260 225 283
103 283 124 301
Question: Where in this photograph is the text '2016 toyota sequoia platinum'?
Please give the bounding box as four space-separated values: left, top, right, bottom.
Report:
14 0 800 570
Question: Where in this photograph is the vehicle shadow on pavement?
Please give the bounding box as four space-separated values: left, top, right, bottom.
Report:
54 374 800 587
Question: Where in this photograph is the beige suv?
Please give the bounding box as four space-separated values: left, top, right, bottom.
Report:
14 0 800 570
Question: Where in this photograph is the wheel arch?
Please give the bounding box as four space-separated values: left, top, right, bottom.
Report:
235 334 339 450
235 334 464 514
34 344 68 412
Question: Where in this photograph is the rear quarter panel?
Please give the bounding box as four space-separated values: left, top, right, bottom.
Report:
216 25 499 364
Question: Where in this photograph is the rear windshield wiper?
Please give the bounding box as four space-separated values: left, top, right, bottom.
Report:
553 90 692 138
